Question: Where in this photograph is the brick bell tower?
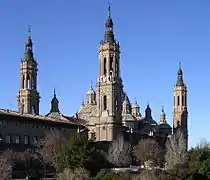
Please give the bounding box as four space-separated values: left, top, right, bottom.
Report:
17 27 40 115
173 62 188 149
95 4 123 141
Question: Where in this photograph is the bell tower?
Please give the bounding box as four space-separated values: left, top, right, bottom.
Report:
17 27 40 115
95 4 123 141
173 62 188 148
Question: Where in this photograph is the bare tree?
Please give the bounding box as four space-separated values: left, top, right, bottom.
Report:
197 138 210 149
106 134 132 167
0 149 14 180
165 129 187 169
133 138 163 166
58 168 90 180
35 129 67 176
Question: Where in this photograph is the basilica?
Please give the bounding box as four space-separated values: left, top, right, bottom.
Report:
0 5 188 148
76 5 188 143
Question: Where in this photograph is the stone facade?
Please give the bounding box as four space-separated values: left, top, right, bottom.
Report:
77 5 188 143
0 5 188 148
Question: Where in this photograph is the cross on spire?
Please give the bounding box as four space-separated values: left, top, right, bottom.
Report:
28 25 31 37
108 0 111 17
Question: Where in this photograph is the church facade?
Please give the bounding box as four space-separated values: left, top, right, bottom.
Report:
77 5 188 144
0 5 188 148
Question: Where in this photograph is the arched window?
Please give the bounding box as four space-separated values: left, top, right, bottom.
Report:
103 95 107 110
103 58 107 75
177 96 180 106
27 74 30 89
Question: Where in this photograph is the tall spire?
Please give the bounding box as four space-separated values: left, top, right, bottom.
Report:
23 26 34 61
176 61 184 86
104 1 115 43
25 25 33 50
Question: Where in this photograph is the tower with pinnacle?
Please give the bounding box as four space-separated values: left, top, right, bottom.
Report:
95 4 123 141
17 28 40 115
173 63 188 146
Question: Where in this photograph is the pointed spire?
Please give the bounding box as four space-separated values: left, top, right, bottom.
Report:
23 26 34 61
176 61 184 86
82 97 84 106
134 97 138 105
87 81 95 95
53 88 56 97
90 80 93 90
161 105 164 112
28 25 31 38
108 0 111 17
147 100 150 108
104 1 115 43
145 101 152 119
160 105 166 123
25 25 33 50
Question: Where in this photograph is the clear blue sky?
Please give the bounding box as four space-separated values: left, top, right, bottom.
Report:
0 0 210 148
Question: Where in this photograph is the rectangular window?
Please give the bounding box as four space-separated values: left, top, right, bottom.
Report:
15 136 21 144
24 136 29 145
6 135 11 144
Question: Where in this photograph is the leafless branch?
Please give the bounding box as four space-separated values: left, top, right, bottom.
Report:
106 134 132 167
133 138 163 166
0 149 14 180
165 129 187 169
35 129 67 174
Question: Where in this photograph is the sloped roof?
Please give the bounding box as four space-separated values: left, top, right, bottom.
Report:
0 109 82 126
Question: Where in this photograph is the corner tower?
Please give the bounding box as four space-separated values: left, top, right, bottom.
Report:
17 28 40 115
95 4 123 141
173 63 188 145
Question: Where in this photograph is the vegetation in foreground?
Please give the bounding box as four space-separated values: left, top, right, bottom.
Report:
0 129 210 180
